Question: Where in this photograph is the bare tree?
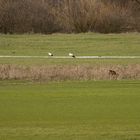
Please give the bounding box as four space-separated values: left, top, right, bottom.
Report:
133 0 140 5
0 0 139 34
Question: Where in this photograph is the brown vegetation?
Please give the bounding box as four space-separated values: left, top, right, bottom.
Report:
57 0 132 33
0 0 139 34
0 0 60 34
0 64 140 81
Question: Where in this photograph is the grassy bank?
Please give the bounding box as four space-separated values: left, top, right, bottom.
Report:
0 80 140 140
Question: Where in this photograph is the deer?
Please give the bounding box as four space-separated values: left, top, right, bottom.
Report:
109 70 119 80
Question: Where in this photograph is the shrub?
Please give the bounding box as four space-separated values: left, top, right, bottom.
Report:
94 3 131 33
0 0 61 34
0 0 139 34
57 0 132 33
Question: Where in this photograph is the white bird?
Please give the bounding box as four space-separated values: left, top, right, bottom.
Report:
48 52 53 56
69 53 75 58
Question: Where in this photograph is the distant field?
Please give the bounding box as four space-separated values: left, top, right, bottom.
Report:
0 33 140 65
0 80 140 140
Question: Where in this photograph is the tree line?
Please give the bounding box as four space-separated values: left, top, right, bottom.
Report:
0 0 140 34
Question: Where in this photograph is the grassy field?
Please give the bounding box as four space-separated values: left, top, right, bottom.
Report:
0 33 140 139
0 33 140 65
0 80 140 140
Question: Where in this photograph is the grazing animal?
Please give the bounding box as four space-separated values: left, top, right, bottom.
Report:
48 52 53 56
69 53 75 58
109 70 119 79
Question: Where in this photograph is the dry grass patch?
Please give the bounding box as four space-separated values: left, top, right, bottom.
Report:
0 64 140 81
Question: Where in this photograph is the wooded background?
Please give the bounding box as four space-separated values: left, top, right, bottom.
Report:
0 0 140 34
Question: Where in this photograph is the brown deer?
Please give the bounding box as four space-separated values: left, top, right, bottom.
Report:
109 70 119 80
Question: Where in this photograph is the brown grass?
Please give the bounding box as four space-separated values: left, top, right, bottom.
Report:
0 64 140 81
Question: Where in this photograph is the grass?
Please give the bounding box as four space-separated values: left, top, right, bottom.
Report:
0 33 140 140
0 80 140 140
0 58 140 65
0 64 140 81
0 33 140 65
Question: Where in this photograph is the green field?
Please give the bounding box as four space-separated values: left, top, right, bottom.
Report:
0 33 140 139
0 33 140 65
0 33 140 56
0 80 140 140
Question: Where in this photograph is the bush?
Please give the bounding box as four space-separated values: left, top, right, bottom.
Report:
94 3 131 33
0 0 61 34
130 0 140 31
56 0 98 33
0 0 139 34
57 0 132 33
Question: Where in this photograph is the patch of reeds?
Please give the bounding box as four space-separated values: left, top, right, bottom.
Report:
0 64 139 81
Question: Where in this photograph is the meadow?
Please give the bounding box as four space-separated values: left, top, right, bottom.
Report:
0 33 140 65
0 33 140 140
0 80 140 140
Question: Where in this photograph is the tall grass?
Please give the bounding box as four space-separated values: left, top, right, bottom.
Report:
0 64 140 81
